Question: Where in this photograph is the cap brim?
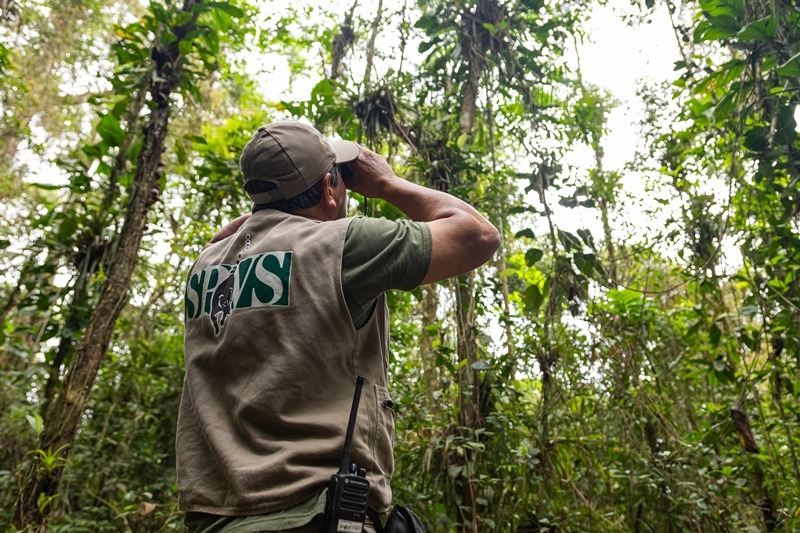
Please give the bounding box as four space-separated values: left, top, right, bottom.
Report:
330 139 360 163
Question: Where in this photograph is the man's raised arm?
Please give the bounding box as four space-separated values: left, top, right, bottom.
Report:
346 148 501 284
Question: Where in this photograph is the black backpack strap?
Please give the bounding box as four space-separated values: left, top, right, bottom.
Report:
367 507 385 533
367 504 426 533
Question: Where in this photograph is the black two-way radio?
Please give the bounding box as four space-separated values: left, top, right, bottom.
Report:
323 376 370 533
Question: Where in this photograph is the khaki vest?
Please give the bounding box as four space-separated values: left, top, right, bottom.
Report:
177 210 393 515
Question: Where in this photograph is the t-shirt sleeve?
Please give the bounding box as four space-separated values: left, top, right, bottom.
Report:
342 216 432 329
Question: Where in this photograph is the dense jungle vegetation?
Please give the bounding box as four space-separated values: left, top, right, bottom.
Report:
1 0 799 531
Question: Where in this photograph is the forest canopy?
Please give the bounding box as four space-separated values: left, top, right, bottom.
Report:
1 0 799 531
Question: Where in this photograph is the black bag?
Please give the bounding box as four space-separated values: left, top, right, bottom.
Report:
368 505 426 533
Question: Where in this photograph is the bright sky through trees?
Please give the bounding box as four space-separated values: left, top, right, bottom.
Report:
573 1 679 170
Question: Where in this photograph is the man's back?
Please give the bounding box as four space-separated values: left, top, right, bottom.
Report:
179 211 394 515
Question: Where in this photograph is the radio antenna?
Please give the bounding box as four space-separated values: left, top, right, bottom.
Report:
339 376 364 474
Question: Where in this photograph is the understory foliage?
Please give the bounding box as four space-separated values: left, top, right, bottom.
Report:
0 0 798 531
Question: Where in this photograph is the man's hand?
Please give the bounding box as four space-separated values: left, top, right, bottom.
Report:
343 147 398 199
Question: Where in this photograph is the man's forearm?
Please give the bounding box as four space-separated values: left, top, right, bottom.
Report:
377 177 490 227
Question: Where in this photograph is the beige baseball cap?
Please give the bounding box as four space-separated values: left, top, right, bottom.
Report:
240 120 360 204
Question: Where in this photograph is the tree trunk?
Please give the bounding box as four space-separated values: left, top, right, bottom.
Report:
362 0 384 93
730 400 777 531
454 271 482 532
12 2 200 528
536 158 560 516
455 272 480 429
40 82 148 418
330 0 358 80
419 285 439 404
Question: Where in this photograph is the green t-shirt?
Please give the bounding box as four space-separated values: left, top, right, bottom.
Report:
184 490 326 533
343 216 432 328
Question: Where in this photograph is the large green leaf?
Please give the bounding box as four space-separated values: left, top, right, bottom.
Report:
525 248 544 266
97 113 124 147
699 0 744 18
777 51 800 77
694 17 741 42
743 126 768 152
206 1 244 18
523 284 544 314
737 16 777 42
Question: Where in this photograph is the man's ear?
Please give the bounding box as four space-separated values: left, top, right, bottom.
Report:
322 173 337 208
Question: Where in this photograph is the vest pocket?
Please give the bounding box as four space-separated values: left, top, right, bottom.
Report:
373 385 395 480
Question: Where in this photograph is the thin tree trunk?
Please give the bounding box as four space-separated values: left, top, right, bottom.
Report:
330 0 358 81
455 272 480 429
363 0 384 93
730 400 777 531
536 158 560 514
12 2 200 528
593 146 617 283
419 285 439 404
459 59 482 136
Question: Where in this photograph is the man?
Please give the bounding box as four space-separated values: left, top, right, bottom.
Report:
177 120 500 532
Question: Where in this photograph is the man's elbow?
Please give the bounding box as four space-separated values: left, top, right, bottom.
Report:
473 222 501 265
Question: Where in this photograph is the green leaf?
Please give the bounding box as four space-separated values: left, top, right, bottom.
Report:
776 104 797 145
577 229 595 249
56 216 78 242
726 338 741 364
31 183 65 191
26 413 44 435
151 3 170 24
178 38 194 56
525 248 544 266
558 230 581 252
498 268 517 278
777 52 800 77
699 0 744 18
737 16 777 41
202 26 221 55
523 284 544 314
515 229 535 239
418 39 439 54
175 11 194 27
709 323 721 346
97 113 125 147
694 17 740 43
610 289 642 308
414 13 441 33
712 88 738 121
160 29 177 46
573 253 596 276
206 2 245 18
176 141 187 165
212 7 232 31
278 100 306 116
743 126 768 152
311 78 334 98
